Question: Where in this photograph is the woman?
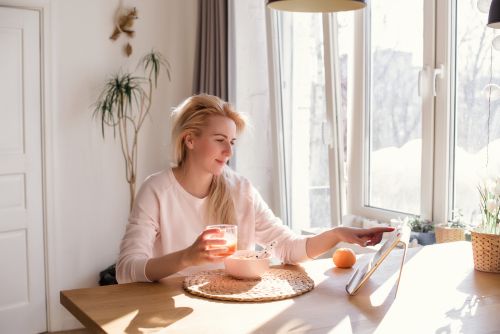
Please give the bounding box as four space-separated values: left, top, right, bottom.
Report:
116 94 393 283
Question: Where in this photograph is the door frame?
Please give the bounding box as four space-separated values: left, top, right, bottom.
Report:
0 0 54 331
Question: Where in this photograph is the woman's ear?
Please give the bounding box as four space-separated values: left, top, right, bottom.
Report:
184 133 195 150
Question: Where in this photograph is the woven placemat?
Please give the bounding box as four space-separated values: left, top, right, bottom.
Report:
183 268 314 302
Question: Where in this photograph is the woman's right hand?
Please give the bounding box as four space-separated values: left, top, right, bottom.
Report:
145 228 229 281
182 228 229 266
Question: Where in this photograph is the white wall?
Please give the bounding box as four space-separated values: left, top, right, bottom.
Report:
0 0 198 331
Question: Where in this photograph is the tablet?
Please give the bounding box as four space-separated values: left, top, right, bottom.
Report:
345 225 410 296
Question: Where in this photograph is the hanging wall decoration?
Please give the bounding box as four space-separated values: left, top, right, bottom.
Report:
110 2 138 57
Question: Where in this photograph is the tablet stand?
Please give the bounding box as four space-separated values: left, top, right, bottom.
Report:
393 240 408 296
346 226 410 296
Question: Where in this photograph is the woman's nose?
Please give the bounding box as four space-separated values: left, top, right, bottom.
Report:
224 142 233 157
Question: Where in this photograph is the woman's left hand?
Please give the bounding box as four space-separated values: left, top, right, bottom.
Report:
307 225 395 259
333 226 395 247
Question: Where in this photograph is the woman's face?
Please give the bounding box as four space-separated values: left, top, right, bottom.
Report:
187 115 237 176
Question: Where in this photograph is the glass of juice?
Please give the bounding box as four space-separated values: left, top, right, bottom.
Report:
205 224 237 256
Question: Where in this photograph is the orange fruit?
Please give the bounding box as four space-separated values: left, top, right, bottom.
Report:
332 248 356 268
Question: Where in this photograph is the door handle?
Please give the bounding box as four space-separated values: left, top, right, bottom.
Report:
418 65 444 98
433 64 444 96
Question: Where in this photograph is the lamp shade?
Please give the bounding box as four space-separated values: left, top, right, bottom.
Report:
266 0 366 13
488 0 500 29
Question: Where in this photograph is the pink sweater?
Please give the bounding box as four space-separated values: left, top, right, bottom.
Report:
116 167 310 283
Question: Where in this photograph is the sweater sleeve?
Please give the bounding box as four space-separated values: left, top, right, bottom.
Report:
252 185 311 264
116 179 160 283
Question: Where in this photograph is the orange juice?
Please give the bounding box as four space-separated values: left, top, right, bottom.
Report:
213 242 237 257
206 224 238 257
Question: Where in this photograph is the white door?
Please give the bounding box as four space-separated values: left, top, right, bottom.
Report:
0 7 46 333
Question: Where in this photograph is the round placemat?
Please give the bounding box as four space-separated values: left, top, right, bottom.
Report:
183 268 314 302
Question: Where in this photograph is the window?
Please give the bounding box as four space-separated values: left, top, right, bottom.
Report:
269 0 500 227
452 0 500 224
367 0 423 215
270 11 353 232
348 0 435 222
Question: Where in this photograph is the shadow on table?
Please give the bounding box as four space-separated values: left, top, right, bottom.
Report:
435 266 500 334
123 298 192 333
63 280 193 333
346 248 421 326
119 283 193 333
250 248 421 334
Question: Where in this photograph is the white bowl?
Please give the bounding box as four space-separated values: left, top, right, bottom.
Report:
224 250 270 279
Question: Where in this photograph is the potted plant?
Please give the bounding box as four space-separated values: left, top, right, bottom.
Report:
405 216 435 246
435 209 467 243
93 51 170 286
93 50 170 212
471 177 500 273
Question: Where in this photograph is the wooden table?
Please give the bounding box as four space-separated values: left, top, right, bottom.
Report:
61 242 500 333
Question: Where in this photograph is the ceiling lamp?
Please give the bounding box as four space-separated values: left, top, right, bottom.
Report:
266 0 366 13
488 0 500 29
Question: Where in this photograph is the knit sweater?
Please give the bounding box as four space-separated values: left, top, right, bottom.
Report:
116 167 310 283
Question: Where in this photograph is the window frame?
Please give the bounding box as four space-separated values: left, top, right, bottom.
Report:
267 0 458 227
433 0 453 226
349 0 451 224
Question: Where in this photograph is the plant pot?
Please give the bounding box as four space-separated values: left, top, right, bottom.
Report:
435 225 465 243
410 231 436 246
471 231 500 273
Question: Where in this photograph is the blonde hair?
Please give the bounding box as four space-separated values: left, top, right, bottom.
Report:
171 94 246 225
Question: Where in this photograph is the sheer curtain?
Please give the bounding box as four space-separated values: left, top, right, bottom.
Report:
228 0 278 214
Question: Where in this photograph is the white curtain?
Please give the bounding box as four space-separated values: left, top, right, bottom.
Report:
228 0 278 213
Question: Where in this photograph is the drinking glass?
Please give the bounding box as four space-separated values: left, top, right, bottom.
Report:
205 224 237 256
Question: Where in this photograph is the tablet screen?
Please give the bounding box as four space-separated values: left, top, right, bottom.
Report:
346 225 410 295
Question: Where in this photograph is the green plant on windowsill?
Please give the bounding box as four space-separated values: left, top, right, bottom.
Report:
435 209 468 243
447 209 468 229
406 216 434 233
471 175 500 273
477 177 500 235
402 216 435 245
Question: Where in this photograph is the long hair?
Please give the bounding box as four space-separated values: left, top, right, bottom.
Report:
171 94 246 225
